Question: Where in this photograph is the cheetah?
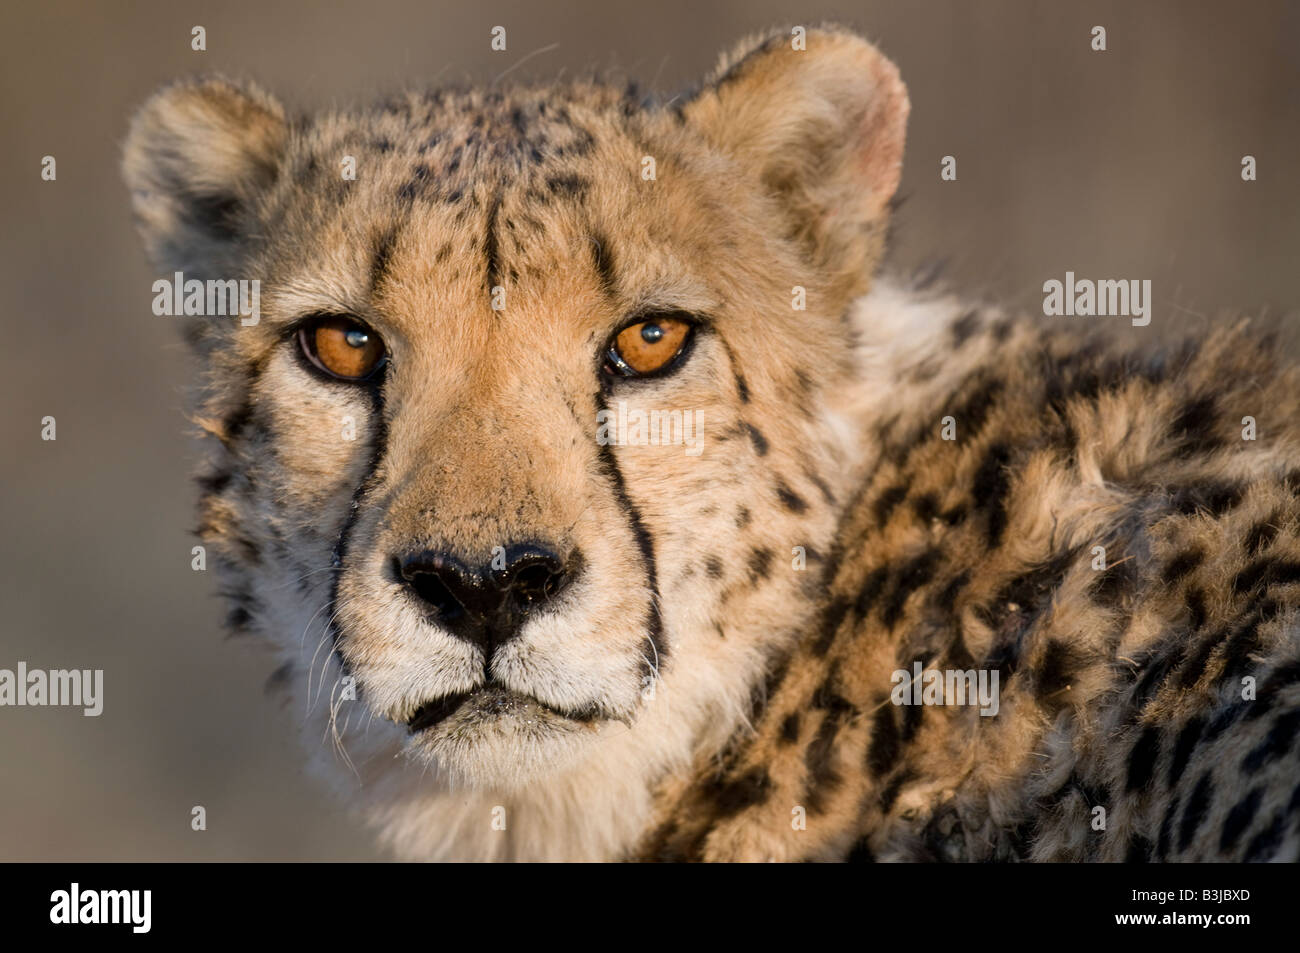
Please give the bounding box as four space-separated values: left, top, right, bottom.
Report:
122 25 1300 861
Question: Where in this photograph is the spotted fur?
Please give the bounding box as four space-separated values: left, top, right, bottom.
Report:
123 25 1300 861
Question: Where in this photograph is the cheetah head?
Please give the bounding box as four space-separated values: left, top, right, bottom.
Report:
123 26 908 794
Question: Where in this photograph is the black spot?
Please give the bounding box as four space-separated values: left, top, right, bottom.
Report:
1171 394 1221 453
1162 547 1205 585
775 480 808 514
854 566 890 618
1125 836 1153 863
846 838 876 862
1132 649 1177 709
954 378 1004 437
1037 639 1078 707
882 549 940 629
1177 771 1215 851
972 443 1012 546
1204 698 1249 741
1156 793 1179 860
805 699 851 814
1219 611 1265 684
1244 519 1280 556
867 707 901 776
1090 555 1137 604
1257 659 1300 701
747 547 773 583
546 173 589 198
1125 726 1161 792
196 470 232 494
1232 558 1300 596
1241 710 1300 773
1176 628 1222 690
900 693 924 741
873 484 908 525
185 191 242 240
935 570 971 609
812 597 850 655
734 372 750 403
735 507 752 529
1168 716 1204 788
1169 482 1244 517
225 605 253 633
949 310 980 347
911 492 940 522
744 424 769 456
779 713 800 744
710 767 771 818
1243 813 1285 861
940 503 968 525
1219 787 1264 852
878 769 913 813
1186 589 1208 631
704 555 724 579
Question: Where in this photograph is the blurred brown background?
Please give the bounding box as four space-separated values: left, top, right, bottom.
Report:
1 0 1297 860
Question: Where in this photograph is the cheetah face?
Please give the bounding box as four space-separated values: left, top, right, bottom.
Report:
123 28 908 790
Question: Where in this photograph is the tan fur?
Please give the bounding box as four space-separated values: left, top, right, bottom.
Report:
123 26 1300 862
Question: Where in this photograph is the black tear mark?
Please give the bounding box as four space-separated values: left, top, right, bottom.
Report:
593 412 666 670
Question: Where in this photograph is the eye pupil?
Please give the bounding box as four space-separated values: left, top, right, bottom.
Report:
640 324 664 344
344 329 369 348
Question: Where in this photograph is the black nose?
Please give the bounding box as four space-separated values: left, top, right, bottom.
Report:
395 544 575 657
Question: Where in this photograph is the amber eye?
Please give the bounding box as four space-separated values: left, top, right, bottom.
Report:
605 314 695 378
297 315 387 381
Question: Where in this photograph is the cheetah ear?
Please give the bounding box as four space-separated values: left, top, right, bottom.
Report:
683 27 909 302
122 78 288 276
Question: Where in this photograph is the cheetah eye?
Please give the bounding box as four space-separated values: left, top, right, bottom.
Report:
604 313 695 378
297 315 387 381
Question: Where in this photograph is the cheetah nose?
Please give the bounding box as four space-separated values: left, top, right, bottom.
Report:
394 545 575 657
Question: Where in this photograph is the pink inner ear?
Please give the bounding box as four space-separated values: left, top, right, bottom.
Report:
853 60 910 214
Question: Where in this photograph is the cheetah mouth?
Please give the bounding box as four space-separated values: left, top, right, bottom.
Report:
406 683 603 733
